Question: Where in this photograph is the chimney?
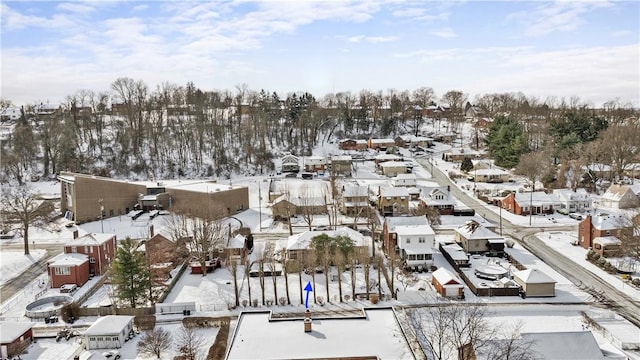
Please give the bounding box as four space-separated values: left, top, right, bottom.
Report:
304 309 312 333
149 224 154 238
73 229 79 239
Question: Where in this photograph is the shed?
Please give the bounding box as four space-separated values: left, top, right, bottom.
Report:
513 269 556 297
84 315 135 350
1 322 35 359
431 268 464 298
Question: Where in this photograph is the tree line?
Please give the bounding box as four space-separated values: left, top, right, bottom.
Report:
2 79 637 184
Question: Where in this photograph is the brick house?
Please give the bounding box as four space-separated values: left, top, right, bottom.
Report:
47 253 90 288
432 268 464 298
577 213 630 250
501 191 555 216
341 185 370 216
338 139 367 151
65 232 117 276
367 138 396 150
304 156 327 173
1 322 35 359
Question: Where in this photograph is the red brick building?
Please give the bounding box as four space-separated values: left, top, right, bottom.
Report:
47 253 90 288
64 232 117 276
577 213 629 250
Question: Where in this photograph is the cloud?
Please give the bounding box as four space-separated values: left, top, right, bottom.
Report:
507 1 613 37
342 35 398 43
132 4 149 12
56 2 96 14
430 28 457 38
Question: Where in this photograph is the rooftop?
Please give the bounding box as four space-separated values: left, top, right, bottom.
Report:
84 315 134 336
0 321 35 343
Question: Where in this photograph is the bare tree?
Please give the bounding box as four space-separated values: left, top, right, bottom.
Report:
335 235 354 302
138 328 172 359
227 256 241 308
176 324 205 360
1 185 54 255
514 151 550 225
596 123 640 180
298 184 325 231
482 322 539 360
165 206 226 277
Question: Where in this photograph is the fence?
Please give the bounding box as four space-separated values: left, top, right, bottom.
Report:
76 306 154 317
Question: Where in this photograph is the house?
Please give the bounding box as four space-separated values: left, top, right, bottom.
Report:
513 268 556 297
454 221 505 256
599 184 640 209
84 315 135 350
304 156 327 173
431 268 464 298
330 155 352 177
442 148 481 162
577 213 630 250
464 102 485 119
59 172 249 224
379 161 408 177
285 227 370 264
501 191 555 216
470 169 510 183
419 186 455 215
341 185 370 216
432 132 456 144
374 153 403 165
377 187 410 216
367 138 396 150
271 195 327 220
394 135 433 148
476 331 607 360
392 173 417 187
395 224 435 271
592 236 622 258
553 188 592 213
226 234 247 264
338 139 368 151
64 232 117 276
1 322 34 359
0 106 21 122
281 154 300 173
47 253 90 288
382 216 429 253
225 308 414 360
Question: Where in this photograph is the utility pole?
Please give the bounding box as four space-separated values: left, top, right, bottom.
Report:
258 181 263 231
99 198 104 233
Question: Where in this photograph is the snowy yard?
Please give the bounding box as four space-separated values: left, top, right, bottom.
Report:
0 249 46 287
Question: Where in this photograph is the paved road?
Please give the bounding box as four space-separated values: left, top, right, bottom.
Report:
0 243 62 302
417 157 640 328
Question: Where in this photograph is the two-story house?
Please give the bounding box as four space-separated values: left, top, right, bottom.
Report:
47 231 117 288
338 139 368 151
599 184 640 210
382 216 430 253
577 213 630 250
552 188 591 213
395 224 435 271
304 156 327 173
330 155 353 177
341 185 370 216
281 154 300 173
377 187 410 216
379 161 409 177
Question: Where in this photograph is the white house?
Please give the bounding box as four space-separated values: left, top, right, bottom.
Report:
599 184 640 209
552 188 591 213
281 154 300 173
394 224 435 271
419 186 455 215
392 173 417 187
84 315 134 350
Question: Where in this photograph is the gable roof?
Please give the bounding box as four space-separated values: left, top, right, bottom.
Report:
394 224 435 237
379 187 409 197
552 188 590 202
514 191 556 206
342 185 369 198
513 268 556 284
84 315 134 336
432 267 462 286
454 221 502 240
385 216 429 231
66 233 115 246
48 253 88 266
286 227 366 251
0 322 35 343
521 331 605 360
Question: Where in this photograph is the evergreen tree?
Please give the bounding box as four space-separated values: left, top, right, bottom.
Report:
111 237 151 308
485 116 529 168
460 156 474 173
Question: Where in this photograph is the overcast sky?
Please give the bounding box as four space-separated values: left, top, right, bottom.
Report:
1 0 639 107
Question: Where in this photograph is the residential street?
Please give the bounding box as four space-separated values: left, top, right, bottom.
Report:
419 157 640 327
0 243 62 302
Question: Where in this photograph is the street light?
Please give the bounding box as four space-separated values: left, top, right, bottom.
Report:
99 198 104 233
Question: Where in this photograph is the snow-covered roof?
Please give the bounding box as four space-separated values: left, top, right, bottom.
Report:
513 268 556 284
331 155 352 161
370 138 395 144
601 184 637 201
140 194 157 201
48 253 88 266
374 154 402 161
521 331 605 360
385 216 429 231
552 188 590 202
592 236 622 246
226 309 413 360
281 154 299 164
228 234 246 249
342 185 368 198
286 227 366 251
394 173 417 180
378 161 408 168
432 267 462 285
304 156 327 165
441 243 468 261
514 191 555 206
474 168 509 176
66 233 115 246
379 187 409 197
84 315 134 336
454 221 502 240
394 224 435 237
0 321 35 343
591 213 631 230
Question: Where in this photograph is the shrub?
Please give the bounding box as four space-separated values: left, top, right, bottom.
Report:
135 315 156 331
279 297 286 306
242 300 248 307
631 278 640 287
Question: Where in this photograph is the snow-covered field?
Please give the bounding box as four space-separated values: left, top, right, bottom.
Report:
0 249 46 287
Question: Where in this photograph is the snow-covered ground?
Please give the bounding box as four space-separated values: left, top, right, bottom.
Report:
0 249 46 287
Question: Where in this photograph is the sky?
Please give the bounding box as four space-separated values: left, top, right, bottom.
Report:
1 0 639 107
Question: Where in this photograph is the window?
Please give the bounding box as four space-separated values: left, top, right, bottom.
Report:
406 238 411 244
418 237 426 243
54 266 70 275
90 246 93 253
89 257 96 263
71 246 77 253
417 254 424 260
425 254 433 260
84 246 88 253
109 209 114 216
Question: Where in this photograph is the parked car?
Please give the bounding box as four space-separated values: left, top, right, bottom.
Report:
60 284 78 293
556 208 570 215
569 213 583 220
103 350 121 359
